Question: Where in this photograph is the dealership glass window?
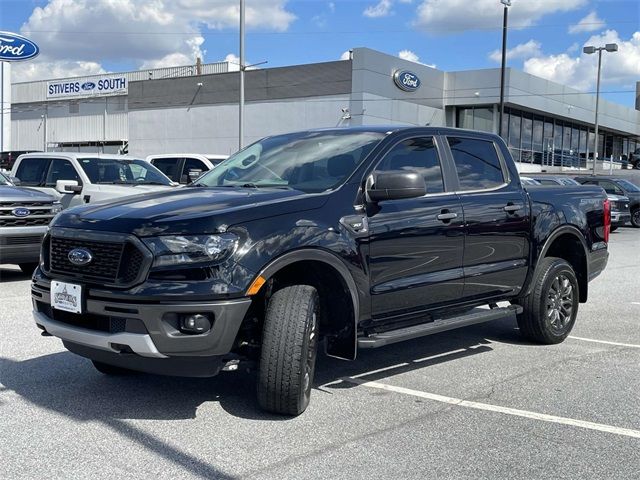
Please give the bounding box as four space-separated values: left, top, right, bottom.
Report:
521 113 533 152
456 108 474 130
579 129 587 158
508 112 521 149
532 117 543 149
501 110 509 141
543 119 554 143
474 107 494 132
588 130 596 158
562 123 572 154
554 122 563 153
598 133 605 158
447 137 504 190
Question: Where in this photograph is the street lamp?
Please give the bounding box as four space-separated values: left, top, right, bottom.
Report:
498 0 511 138
239 0 245 150
583 42 618 174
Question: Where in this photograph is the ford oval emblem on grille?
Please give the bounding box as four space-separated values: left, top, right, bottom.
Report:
68 248 93 266
11 207 31 217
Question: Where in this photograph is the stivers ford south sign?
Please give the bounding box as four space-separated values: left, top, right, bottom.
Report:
47 76 128 98
393 70 421 92
0 31 40 61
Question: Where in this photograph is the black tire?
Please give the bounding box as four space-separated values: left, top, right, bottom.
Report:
516 257 579 344
18 263 39 274
610 226 618 232
631 209 640 228
257 285 319 416
92 360 134 375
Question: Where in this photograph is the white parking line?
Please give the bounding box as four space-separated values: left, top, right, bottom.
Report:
568 336 640 349
631 302 640 306
343 377 640 439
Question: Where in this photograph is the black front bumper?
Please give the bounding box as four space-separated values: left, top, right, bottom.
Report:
32 270 253 376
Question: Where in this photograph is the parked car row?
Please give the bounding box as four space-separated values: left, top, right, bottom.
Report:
1 151 228 270
521 174 639 229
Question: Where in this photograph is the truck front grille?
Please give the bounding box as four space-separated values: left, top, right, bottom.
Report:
49 236 144 284
0 201 56 227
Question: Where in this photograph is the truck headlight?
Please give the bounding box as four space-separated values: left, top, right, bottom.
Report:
143 233 238 267
51 202 63 214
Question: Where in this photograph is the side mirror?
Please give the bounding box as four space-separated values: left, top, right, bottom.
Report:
9 176 21 186
366 171 426 202
56 179 82 194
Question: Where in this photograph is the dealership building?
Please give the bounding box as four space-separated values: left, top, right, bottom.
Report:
6 48 640 171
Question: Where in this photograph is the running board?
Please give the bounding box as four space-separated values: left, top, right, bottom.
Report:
357 305 522 349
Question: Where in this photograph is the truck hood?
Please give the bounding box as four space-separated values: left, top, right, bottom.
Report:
52 186 329 236
0 185 55 202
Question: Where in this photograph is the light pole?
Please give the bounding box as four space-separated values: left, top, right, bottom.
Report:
583 43 618 175
498 0 511 138
239 0 245 150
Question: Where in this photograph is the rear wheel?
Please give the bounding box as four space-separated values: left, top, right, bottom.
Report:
516 257 579 344
257 285 319 416
92 360 134 375
610 226 618 232
631 209 640 228
18 263 39 274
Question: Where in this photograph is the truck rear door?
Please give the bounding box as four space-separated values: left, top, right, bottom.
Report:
444 135 530 300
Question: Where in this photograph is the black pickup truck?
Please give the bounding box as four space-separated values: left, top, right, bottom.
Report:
32 127 610 415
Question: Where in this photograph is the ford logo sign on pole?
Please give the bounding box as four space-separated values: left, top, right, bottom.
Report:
68 248 93 266
393 70 421 92
0 32 40 61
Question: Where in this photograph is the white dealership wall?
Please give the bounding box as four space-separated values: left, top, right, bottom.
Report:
128 95 350 157
1 62 10 151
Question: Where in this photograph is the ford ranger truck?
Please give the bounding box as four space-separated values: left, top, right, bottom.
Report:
32 127 610 415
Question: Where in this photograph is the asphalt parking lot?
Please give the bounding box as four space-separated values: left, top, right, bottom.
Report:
1 228 639 479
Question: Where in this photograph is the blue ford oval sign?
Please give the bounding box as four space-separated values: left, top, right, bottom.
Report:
393 70 421 92
0 31 40 62
81 81 96 91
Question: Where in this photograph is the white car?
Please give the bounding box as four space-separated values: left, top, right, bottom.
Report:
11 152 177 209
145 153 227 184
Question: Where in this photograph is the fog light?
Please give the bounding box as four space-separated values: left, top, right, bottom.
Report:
180 313 212 334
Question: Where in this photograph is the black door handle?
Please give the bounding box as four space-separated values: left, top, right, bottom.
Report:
503 203 523 213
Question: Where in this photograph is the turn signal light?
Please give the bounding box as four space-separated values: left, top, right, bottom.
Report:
246 275 266 296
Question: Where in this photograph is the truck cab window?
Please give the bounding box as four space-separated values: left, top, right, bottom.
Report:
15 158 50 186
45 159 80 186
376 137 444 193
447 137 505 190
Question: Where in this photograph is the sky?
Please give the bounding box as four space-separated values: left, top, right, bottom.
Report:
1 0 639 107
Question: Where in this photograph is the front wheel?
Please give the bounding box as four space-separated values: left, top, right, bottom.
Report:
257 285 319 416
631 209 640 228
516 257 579 344
610 226 618 232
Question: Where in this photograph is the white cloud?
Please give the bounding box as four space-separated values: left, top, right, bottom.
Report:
415 0 587 32
13 0 295 82
364 0 393 18
12 60 106 83
568 11 606 34
523 30 640 90
489 40 542 63
398 49 435 68
340 50 352 60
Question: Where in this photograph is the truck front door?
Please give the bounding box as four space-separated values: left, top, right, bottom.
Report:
366 135 465 321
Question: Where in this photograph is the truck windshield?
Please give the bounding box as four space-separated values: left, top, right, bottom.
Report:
78 158 172 186
616 179 640 192
192 131 386 193
0 172 11 185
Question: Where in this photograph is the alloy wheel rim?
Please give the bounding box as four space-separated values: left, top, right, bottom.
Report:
634 210 640 225
546 274 574 332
